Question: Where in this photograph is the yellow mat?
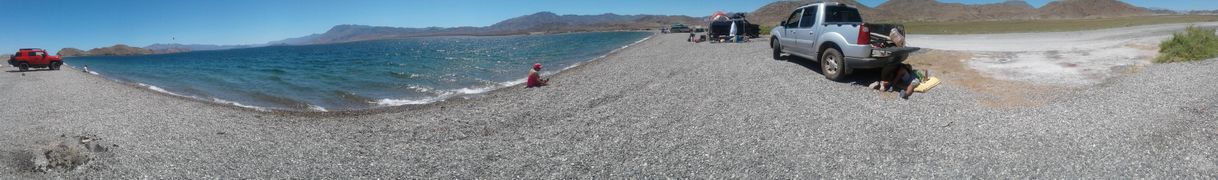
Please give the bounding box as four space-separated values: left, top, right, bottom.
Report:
915 77 940 93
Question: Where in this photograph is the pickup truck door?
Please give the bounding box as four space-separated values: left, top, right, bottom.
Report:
791 6 820 59
779 9 802 52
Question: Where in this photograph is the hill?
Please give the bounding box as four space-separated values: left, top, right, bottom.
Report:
1190 10 1218 15
86 44 152 56
489 12 702 32
1038 0 1150 19
301 25 488 44
56 48 88 57
749 0 875 27
293 12 703 45
62 12 704 53
58 45 154 57
873 0 1037 22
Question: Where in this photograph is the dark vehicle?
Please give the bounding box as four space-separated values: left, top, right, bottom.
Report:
669 24 691 33
708 13 760 41
8 48 63 72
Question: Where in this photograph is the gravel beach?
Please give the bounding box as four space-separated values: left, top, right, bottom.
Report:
2 28 1216 178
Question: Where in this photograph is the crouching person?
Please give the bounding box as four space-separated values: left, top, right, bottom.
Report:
872 63 924 99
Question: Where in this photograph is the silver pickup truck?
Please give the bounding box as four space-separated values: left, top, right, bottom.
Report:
770 2 919 81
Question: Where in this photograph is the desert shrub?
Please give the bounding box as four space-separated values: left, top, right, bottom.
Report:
759 25 774 36
1156 26 1218 63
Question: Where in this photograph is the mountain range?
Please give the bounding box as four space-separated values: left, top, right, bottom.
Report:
60 0 1191 57
750 0 1153 26
281 12 704 45
59 12 703 57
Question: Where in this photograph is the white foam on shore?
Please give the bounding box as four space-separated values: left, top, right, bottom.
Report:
307 104 328 112
375 78 526 106
455 87 493 94
374 97 442 106
82 67 286 111
212 98 269 111
374 33 655 108
137 83 181 96
500 78 528 86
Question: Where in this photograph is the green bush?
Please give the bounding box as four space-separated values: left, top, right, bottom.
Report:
759 25 773 36
1156 26 1218 63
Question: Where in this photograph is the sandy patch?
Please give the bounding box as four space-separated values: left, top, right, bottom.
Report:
966 46 1154 86
908 22 1218 86
906 50 1065 108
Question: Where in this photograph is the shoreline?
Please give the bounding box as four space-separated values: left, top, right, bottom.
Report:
66 32 658 117
6 29 1218 178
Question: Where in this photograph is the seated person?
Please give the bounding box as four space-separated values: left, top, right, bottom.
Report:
526 63 549 88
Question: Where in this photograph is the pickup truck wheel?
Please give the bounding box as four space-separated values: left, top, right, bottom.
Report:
771 39 784 60
50 61 61 70
821 48 845 81
18 63 29 72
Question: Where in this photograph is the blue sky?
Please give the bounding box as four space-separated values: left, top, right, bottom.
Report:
1 0 1214 54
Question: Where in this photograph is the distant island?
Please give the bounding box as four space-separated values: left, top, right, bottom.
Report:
59 0 1203 57
58 45 150 57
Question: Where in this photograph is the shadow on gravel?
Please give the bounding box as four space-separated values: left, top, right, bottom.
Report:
4 69 58 73
6 150 35 173
780 55 883 86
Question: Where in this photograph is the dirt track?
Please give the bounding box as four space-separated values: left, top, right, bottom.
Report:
909 22 1218 86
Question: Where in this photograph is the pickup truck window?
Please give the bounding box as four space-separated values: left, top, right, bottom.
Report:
825 6 862 23
798 7 818 28
783 9 802 28
27 52 36 56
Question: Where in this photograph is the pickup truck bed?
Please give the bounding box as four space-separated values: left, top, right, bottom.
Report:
769 2 919 80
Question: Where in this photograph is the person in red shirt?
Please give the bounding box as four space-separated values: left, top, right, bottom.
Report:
526 63 548 88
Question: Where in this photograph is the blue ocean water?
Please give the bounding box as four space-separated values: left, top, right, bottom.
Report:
68 32 652 111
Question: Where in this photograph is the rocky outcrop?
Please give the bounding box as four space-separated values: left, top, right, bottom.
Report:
56 45 153 57
57 48 88 57
84 44 153 56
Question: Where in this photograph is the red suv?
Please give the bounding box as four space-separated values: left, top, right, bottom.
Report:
8 48 63 71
